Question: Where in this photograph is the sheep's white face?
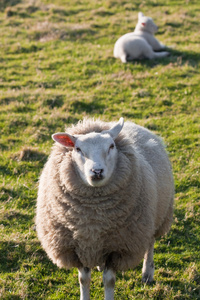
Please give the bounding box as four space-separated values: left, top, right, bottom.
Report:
52 118 124 187
137 12 158 34
71 133 118 187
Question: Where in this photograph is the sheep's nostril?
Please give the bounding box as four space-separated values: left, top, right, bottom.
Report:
92 169 104 175
91 169 104 181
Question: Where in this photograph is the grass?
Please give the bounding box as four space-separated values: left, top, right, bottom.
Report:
0 0 199 299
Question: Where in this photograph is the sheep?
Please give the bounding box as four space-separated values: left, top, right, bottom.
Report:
114 12 169 63
36 117 174 300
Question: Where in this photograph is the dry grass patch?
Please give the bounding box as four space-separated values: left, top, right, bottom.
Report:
11 147 47 162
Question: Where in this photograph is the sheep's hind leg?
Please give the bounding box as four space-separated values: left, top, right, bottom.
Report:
142 239 155 284
143 44 169 59
103 269 116 300
78 267 91 300
154 51 169 58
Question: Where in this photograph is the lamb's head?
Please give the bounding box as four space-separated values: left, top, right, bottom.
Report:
52 118 124 187
136 12 158 34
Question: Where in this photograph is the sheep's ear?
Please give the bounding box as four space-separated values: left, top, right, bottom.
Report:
138 12 144 19
103 117 124 140
52 133 76 147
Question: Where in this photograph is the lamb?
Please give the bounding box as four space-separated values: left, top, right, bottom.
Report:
36 117 174 300
114 12 169 63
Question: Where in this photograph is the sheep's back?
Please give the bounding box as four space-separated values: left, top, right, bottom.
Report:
122 122 174 233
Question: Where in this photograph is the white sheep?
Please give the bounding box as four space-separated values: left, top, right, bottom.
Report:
114 12 169 63
36 117 174 300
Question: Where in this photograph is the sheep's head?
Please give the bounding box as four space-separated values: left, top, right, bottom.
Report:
52 118 124 187
136 12 158 34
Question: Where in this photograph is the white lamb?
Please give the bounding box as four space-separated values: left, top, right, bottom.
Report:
36 117 174 300
114 12 169 63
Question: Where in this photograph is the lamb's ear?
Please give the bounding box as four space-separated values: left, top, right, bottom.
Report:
52 133 77 148
103 117 124 140
138 12 144 19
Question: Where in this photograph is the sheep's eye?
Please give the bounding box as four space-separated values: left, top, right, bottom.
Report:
76 147 82 153
109 144 115 150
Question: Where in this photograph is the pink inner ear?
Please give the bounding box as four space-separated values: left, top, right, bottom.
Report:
54 134 75 147
142 22 146 26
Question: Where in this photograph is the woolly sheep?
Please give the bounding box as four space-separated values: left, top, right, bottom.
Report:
36 117 174 300
114 12 169 63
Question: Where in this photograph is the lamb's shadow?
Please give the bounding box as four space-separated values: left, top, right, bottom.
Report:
167 48 200 66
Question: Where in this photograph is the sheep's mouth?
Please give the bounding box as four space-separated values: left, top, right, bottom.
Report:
91 174 104 181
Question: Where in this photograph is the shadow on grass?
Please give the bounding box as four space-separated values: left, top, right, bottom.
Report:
0 0 21 11
0 240 51 273
0 184 37 209
60 28 97 42
120 111 143 119
11 44 42 54
169 48 200 66
42 96 64 109
165 22 182 28
0 164 14 177
1 211 32 228
0 143 8 151
0 149 47 178
161 206 200 255
70 100 105 114
176 178 200 194
0 239 74 298
50 7 87 17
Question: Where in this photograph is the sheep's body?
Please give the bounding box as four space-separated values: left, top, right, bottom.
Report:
36 118 174 299
114 12 169 63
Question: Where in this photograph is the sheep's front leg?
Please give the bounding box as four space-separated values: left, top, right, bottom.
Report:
142 239 155 284
78 267 91 300
103 269 116 300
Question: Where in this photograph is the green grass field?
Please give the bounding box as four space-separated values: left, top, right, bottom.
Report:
0 0 199 299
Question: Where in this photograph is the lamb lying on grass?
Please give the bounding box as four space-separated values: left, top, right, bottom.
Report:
36 117 174 300
114 12 169 63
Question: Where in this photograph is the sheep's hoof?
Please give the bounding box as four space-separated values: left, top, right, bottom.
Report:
142 274 154 285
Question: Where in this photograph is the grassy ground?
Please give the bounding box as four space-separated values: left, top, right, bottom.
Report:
0 0 199 299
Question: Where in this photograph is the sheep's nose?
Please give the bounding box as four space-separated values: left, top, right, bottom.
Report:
92 168 104 175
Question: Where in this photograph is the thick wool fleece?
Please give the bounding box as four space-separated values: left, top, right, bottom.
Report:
36 119 174 271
